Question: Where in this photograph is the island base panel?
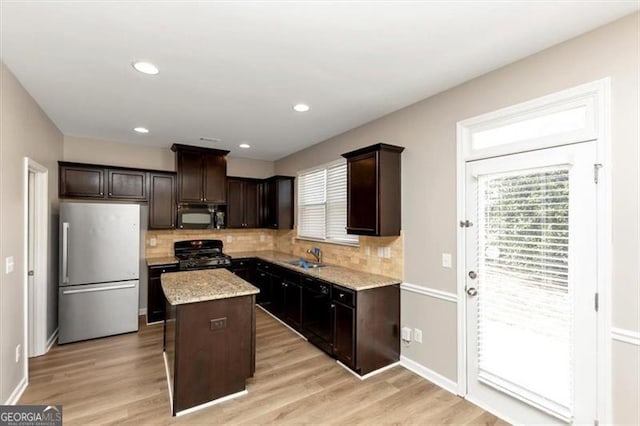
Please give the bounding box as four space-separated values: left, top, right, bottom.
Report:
167 295 255 414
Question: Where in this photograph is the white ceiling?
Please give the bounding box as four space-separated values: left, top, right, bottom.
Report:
1 1 637 160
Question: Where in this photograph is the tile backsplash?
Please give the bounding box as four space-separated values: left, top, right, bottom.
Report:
145 228 403 280
145 229 276 257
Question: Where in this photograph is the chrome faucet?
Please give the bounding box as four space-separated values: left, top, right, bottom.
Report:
306 247 322 264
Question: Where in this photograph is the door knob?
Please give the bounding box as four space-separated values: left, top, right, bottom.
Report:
466 287 478 297
468 270 477 279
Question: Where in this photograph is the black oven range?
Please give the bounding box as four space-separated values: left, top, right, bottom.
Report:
174 239 232 271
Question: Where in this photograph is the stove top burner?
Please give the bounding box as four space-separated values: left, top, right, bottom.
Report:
174 239 231 270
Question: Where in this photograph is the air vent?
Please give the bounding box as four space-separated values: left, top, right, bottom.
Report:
199 137 221 143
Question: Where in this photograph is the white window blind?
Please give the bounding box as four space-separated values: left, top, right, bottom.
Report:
477 167 572 418
298 161 358 244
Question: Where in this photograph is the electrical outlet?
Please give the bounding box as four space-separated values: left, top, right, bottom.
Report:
226 235 233 243
414 328 423 343
5 256 14 274
383 247 391 258
377 247 384 258
210 317 227 331
364 246 370 256
401 326 412 342
15 344 21 363
442 253 452 268
149 238 157 247
260 234 265 242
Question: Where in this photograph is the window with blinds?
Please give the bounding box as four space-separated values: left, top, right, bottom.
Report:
476 166 572 418
298 161 358 245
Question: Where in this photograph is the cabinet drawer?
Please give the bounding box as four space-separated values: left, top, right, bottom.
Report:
301 275 331 295
332 285 355 307
149 264 178 278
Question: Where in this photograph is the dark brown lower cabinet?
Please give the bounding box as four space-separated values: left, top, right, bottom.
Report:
230 258 255 283
164 294 256 415
333 301 355 368
148 264 178 323
249 257 400 377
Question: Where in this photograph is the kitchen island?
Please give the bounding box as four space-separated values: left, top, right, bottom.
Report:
161 268 259 416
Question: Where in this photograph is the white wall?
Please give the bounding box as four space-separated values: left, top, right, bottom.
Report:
0 62 64 403
63 135 275 179
276 12 639 423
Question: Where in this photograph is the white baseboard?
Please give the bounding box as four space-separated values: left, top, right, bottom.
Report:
138 308 147 316
46 328 58 353
337 360 400 380
256 304 308 341
176 389 248 417
400 355 458 395
4 376 28 405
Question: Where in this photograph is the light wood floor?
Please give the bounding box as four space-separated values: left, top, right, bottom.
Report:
20 308 507 425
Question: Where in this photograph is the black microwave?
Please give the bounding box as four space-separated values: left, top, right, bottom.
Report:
177 204 224 229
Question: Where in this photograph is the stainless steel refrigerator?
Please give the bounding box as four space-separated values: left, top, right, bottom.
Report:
59 202 140 344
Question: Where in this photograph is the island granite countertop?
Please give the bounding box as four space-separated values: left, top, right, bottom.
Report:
227 250 401 291
161 268 259 305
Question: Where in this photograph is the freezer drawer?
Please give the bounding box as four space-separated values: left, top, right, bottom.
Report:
58 280 139 344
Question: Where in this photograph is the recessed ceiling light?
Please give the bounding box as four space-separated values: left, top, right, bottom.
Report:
239 143 251 149
132 61 159 75
133 127 149 134
293 103 310 112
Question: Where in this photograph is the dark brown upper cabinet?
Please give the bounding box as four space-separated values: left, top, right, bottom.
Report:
227 177 260 228
107 169 147 200
341 143 404 236
59 162 146 201
149 172 177 229
171 144 229 204
59 163 105 198
259 176 294 229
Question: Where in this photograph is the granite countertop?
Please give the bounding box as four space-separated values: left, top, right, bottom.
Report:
146 256 179 266
161 268 259 306
226 250 401 291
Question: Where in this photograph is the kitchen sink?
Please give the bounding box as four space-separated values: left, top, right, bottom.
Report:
284 259 326 269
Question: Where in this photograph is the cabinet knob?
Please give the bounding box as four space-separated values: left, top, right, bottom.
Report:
100 192 103 195
108 192 112 196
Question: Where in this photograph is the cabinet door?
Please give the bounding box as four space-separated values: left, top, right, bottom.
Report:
203 153 227 203
108 169 147 200
347 151 378 234
149 173 176 229
333 302 356 369
60 165 105 198
284 281 302 329
269 277 285 318
226 179 245 228
255 269 272 304
148 264 178 323
244 180 259 228
263 180 277 228
177 150 204 202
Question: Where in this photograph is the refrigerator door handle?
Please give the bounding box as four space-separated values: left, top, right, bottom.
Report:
62 283 136 295
62 222 70 284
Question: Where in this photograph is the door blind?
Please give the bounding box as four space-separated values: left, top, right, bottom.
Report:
476 166 573 419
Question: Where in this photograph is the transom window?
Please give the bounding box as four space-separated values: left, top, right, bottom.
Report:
297 160 358 245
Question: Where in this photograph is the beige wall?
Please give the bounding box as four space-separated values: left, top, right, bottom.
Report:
0 62 64 403
63 135 275 178
276 13 639 423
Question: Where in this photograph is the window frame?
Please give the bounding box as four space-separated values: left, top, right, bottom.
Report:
296 159 359 247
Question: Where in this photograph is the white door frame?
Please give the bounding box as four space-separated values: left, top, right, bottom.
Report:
455 78 612 422
23 157 49 359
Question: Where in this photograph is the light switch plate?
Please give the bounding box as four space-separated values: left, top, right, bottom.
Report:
149 238 157 247
442 253 452 268
226 235 233 243
260 234 265 242
414 328 423 343
401 326 412 342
